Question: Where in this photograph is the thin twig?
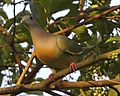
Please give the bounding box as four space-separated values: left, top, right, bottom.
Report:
10 45 23 75
22 62 43 84
11 0 26 5
107 16 120 21
79 0 85 11
16 52 36 85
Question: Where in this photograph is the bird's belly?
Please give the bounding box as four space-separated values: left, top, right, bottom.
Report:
35 46 76 70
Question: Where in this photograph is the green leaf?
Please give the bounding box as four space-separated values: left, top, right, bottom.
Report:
73 25 92 43
91 19 115 35
0 34 6 44
30 0 79 28
4 18 14 29
28 91 43 96
90 32 102 44
2 46 12 65
0 8 8 19
4 0 12 4
73 25 88 34
108 74 120 96
0 52 3 66
90 4 99 8
2 46 11 59
14 33 29 43
40 0 78 15
105 36 120 43
97 33 102 44
14 44 24 52
14 24 32 44
0 73 4 85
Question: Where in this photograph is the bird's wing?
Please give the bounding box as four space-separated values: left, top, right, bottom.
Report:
57 35 83 55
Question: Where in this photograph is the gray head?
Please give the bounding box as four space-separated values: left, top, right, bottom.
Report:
21 15 37 30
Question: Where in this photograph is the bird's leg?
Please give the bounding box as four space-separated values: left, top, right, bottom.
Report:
48 69 56 82
69 63 78 72
48 73 56 82
48 63 78 81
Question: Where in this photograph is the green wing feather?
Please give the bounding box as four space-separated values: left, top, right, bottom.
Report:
57 35 83 55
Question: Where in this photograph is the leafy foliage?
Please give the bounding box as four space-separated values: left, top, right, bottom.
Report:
0 0 120 96
106 36 120 43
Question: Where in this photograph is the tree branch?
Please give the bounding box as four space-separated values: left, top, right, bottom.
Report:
0 78 120 95
50 79 120 89
46 5 116 31
54 5 120 35
107 16 120 21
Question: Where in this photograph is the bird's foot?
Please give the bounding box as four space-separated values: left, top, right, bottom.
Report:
48 73 55 82
69 63 78 72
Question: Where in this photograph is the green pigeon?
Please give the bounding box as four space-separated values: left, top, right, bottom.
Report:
21 15 95 81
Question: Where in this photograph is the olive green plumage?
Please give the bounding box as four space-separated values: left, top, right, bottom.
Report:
21 15 94 71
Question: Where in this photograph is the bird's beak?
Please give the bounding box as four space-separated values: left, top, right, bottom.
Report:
20 18 25 24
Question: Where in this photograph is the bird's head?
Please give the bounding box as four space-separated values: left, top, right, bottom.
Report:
21 15 37 30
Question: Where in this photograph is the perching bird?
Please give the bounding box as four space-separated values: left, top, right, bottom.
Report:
21 15 95 81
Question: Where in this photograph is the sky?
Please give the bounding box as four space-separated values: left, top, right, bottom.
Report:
2 0 120 96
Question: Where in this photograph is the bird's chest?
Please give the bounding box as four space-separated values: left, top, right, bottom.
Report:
34 39 60 64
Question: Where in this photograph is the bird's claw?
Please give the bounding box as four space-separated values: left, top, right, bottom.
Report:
48 63 77 81
70 63 78 72
48 73 55 82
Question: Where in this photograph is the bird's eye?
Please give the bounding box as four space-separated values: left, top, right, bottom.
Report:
30 16 33 20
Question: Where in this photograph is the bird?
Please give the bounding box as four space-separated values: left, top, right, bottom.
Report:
21 15 95 81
